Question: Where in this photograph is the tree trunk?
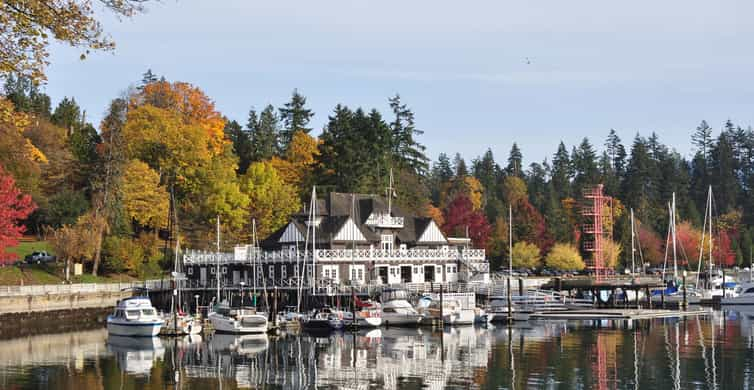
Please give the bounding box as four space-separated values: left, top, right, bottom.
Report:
91 223 104 277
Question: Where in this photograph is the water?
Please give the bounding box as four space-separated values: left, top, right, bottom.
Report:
1 310 754 389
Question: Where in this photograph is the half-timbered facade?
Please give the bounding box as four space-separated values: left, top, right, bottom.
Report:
182 192 489 289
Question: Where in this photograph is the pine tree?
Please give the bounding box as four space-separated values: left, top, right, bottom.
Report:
692 120 714 163
139 69 159 90
51 97 82 135
506 143 523 177
551 141 572 200
710 131 738 212
278 89 313 151
248 105 279 162
472 149 498 199
572 138 599 192
453 153 468 177
389 94 429 176
224 119 252 174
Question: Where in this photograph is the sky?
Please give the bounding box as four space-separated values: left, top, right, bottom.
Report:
43 0 754 167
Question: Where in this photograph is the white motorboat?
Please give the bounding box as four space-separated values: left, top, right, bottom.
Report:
208 300 269 334
107 296 164 337
722 282 754 305
342 306 383 327
380 289 423 326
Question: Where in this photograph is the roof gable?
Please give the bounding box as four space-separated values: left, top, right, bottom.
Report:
417 220 447 243
332 217 368 242
278 222 305 243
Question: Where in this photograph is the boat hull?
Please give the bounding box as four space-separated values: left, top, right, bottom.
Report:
382 313 423 326
209 313 268 334
107 319 164 337
722 296 754 305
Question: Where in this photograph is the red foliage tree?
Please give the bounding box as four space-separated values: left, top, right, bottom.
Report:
512 198 553 253
442 195 491 248
638 224 663 265
0 166 36 263
714 230 736 267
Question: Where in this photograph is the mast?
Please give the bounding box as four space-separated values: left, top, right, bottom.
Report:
252 219 257 301
630 208 636 277
312 186 317 295
708 186 713 279
671 193 678 279
509 204 513 275
387 168 394 217
215 215 220 303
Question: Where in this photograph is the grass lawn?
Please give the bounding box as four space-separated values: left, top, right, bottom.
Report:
5 240 52 260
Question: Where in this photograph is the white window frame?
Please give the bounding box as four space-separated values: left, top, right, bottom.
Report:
381 234 394 251
268 265 275 279
187 267 193 275
281 265 287 279
221 266 227 275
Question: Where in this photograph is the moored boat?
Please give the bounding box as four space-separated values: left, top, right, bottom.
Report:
208 300 269 334
380 289 423 326
107 296 164 337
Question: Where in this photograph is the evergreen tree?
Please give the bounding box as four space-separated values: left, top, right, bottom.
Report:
3 74 51 117
278 89 313 151
572 138 599 192
138 69 159 90
472 149 498 199
622 135 654 223
248 105 279 162
710 131 739 212
224 119 252 174
692 120 714 163
51 97 82 134
506 143 523 177
389 94 429 176
453 153 468 177
434 153 453 183
551 141 572 200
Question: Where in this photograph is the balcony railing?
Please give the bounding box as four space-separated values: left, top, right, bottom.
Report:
182 247 486 265
365 214 404 228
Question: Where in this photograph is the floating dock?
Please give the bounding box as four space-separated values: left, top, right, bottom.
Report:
530 307 710 320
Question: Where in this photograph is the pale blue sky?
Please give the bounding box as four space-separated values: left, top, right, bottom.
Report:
44 0 754 166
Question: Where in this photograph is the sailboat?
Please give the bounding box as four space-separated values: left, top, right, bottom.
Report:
208 217 269 334
652 193 701 305
696 186 738 300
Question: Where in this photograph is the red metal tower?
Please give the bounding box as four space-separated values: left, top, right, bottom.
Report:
582 184 613 280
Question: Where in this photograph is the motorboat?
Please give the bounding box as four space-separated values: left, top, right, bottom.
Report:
276 306 305 328
380 289 423 326
722 282 754 305
302 308 344 331
341 299 382 327
107 296 164 337
208 300 269 334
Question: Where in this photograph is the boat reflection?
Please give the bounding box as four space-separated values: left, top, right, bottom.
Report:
107 335 165 376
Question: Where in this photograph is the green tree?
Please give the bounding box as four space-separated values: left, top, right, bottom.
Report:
551 141 571 200
506 143 523 177
240 161 299 238
389 94 428 176
249 106 280 162
224 119 252 174
278 89 313 151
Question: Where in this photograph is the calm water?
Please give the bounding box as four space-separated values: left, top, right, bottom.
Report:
2 310 754 389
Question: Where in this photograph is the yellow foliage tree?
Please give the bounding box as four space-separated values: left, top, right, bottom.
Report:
137 81 227 154
512 241 542 269
545 243 585 270
502 176 528 204
269 130 320 191
240 161 299 239
122 159 169 228
602 239 622 269
423 202 445 227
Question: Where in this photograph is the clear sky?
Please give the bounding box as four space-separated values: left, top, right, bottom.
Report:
44 0 754 167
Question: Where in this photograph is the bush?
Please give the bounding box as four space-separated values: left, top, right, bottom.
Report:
103 236 144 274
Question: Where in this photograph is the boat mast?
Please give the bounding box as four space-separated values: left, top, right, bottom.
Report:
252 219 257 304
215 215 221 303
630 208 635 277
509 204 513 276
671 193 678 279
387 168 394 217
312 186 317 295
708 186 714 280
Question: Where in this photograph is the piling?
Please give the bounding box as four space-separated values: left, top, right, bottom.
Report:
518 278 524 297
682 273 688 310
439 284 444 327
506 277 512 324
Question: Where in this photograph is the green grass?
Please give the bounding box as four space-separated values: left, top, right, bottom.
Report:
5 240 52 260
0 264 62 285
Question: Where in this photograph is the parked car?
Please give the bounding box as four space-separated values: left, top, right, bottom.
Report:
24 251 56 264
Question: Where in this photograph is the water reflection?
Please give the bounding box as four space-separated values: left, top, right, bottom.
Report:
1 312 754 389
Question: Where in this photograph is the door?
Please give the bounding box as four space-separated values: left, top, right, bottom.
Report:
424 265 435 282
200 267 207 286
232 270 240 285
377 266 389 284
400 266 412 283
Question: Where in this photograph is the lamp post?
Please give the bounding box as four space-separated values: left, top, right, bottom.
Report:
240 281 246 307
194 294 200 318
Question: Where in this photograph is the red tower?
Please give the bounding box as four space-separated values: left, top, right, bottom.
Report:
581 184 613 280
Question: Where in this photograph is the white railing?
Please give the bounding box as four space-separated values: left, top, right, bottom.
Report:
183 247 486 265
365 213 404 228
0 279 171 297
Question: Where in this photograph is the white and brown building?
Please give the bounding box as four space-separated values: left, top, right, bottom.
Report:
182 192 489 289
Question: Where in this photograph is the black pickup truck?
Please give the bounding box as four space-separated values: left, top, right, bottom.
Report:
24 251 56 264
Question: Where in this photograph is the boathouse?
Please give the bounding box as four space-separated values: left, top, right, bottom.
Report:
182 192 489 290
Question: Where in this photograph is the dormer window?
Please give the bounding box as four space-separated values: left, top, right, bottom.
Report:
381 234 393 251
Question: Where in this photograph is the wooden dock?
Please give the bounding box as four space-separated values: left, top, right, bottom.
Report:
530 307 710 320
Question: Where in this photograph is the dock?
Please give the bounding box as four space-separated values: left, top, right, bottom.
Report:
530 307 710 320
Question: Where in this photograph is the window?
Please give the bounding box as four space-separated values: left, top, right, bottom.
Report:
281 265 287 279
142 309 155 316
293 265 299 278
269 265 275 279
381 234 394 251
210 267 216 274
436 267 442 274
307 265 313 278
187 267 193 275
126 310 140 317
745 287 754 294
358 269 364 280
351 268 357 280
221 266 227 274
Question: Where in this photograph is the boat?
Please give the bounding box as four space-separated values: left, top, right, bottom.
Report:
342 298 382 327
207 217 269 334
380 289 423 326
302 308 344 331
208 300 269 334
420 293 476 325
107 296 164 337
722 282 754 305
161 237 202 336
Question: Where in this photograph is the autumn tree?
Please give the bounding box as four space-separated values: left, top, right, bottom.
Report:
240 161 299 239
269 130 320 193
121 159 168 229
602 239 622 269
545 243 585 270
442 195 491 248
0 165 36 262
512 241 541 269
278 89 313 151
0 0 148 82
